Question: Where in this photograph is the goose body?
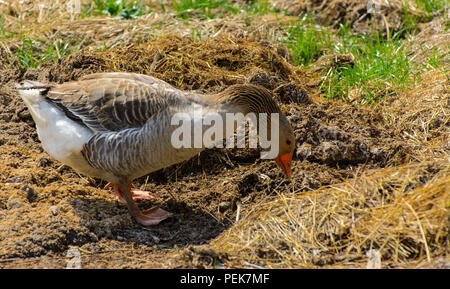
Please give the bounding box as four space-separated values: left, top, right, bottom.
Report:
16 72 295 226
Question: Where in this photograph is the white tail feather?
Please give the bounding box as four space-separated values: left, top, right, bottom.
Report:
16 80 48 123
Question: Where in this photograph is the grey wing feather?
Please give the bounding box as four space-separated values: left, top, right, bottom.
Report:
45 74 187 132
79 72 176 90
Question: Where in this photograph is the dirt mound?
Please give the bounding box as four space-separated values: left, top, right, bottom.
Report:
39 35 311 91
289 101 407 167
272 0 435 36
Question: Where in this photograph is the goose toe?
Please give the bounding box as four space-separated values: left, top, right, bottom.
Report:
105 182 153 204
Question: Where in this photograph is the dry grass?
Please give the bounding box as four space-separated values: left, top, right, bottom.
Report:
67 34 315 91
0 1 300 71
211 161 448 268
381 69 449 163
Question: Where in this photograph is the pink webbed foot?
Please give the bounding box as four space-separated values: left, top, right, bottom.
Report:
105 181 173 226
104 182 153 204
135 207 174 226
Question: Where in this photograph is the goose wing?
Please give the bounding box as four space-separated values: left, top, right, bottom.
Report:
79 72 176 90
46 73 187 132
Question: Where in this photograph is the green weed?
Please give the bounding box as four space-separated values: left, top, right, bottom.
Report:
244 0 277 15
283 16 332 66
426 48 442 69
86 0 151 19
172 0 239 19
322 24 413 102
18 37 38 68
283 17 416 103
17 37 77 68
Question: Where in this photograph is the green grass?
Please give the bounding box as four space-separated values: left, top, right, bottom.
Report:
244 0 277 16
171 0 279 20
82 0 277 20
426 48 443 69
324 25 414 103
18 37 38 68
0 15 5 39
191 27 203 40
172 0 239 19
402 0 448 33
283 16 333 66
280 0 448 103
283 18 417 103
415 0 447 14
17 37 78 68
84 0 152 19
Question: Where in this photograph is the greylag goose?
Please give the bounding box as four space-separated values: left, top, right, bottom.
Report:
16 72 295 226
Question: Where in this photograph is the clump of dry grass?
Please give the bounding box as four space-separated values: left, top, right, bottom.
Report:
42 34 317 93
96 35 295 90
380 69 449 163
407 16 449 69
211 161 448 268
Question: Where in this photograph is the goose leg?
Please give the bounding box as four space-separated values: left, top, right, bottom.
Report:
104 182 153 204
119 182 173 226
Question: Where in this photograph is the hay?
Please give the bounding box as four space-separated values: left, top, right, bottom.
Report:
211 161 449 268
380 69 449 163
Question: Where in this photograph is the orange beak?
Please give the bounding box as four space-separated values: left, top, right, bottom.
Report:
275 152 293 178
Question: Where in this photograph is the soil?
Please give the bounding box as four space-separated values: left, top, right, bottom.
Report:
0 33 412 268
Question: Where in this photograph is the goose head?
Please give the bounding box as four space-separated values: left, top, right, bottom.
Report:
214 84 296 178
274 113 295 178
